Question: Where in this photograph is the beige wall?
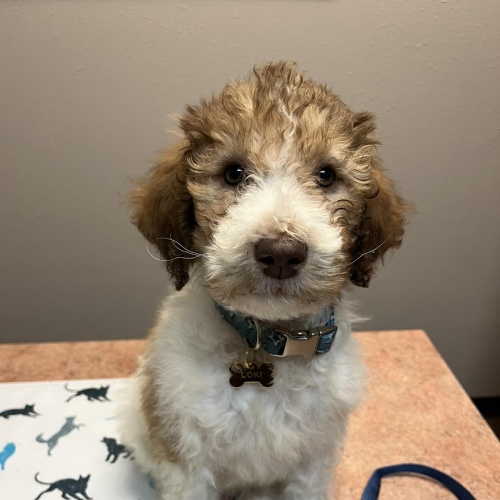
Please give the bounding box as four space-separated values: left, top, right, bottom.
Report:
1 1 499 397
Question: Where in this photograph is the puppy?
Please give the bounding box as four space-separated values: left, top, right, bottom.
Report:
120 62 409 500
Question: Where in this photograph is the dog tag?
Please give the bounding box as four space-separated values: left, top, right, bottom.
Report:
229 348 274 388
229 361 275 388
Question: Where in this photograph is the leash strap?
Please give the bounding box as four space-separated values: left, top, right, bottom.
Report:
361 463 476 500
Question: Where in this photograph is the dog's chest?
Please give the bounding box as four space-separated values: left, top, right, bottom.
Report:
157 343 343 484
149 292 360 484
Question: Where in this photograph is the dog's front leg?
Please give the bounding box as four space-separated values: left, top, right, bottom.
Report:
155 461 219 500
235 482 283 500
236 457 334 500
280 456 335 500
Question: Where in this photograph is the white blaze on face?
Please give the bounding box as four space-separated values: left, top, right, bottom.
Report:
204 168 345 320
215 172 341 258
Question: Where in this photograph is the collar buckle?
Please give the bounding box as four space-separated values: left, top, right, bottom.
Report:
273 325 337 359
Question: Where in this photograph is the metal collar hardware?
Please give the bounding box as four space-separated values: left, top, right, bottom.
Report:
216 304 337 359
274 325 338 358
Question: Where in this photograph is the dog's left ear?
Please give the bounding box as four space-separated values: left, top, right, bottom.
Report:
349 112 411 287
130 141 196 290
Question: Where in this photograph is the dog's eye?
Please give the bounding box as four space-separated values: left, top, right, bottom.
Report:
316 166 336 187
224 164 246 186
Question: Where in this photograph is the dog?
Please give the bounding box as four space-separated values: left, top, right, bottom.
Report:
119 61 409 500
101 437 133 463
36 417 83 456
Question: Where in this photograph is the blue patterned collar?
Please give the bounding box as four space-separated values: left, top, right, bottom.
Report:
216 304 337 359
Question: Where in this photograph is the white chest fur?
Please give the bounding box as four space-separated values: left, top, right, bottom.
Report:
141 284 364 491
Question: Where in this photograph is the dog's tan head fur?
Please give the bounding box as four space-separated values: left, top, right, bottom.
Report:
131 62 409 320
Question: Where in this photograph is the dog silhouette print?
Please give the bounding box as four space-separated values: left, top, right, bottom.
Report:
65 384 111 402
101 437 133 463
36 417 83 456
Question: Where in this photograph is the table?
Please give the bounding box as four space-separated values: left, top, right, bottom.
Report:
1 330 499 499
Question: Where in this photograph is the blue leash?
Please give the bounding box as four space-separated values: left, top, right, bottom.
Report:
361 463 476 500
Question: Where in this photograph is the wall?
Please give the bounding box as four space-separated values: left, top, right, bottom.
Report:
1 0 499 397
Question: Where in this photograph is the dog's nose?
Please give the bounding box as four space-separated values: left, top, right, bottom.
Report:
254 238 308 279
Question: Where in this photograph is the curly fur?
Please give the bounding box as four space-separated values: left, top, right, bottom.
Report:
120 62 409 499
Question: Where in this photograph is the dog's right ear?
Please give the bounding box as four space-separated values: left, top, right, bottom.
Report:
130 141 196 290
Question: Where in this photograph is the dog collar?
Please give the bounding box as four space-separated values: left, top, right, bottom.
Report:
216 304 337 359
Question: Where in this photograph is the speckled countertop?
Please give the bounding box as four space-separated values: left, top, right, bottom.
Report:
1 330 499 499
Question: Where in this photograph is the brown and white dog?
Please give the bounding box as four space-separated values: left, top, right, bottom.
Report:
119 62 409 500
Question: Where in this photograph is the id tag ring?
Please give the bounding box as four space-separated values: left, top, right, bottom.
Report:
243 318 262 352
229 318 274 388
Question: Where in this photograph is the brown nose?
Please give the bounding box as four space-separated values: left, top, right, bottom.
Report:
254 238 308 279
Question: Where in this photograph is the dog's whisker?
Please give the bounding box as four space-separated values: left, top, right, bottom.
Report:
145 243 201 263
156 236 198 255
164 256 200 262
171 241 200 256
348 234 393 265
155 237 203 257
171 243 200 257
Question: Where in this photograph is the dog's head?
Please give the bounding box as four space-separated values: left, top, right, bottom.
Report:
131 62 409 320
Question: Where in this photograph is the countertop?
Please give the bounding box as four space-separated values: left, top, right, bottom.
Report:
1 330 499 499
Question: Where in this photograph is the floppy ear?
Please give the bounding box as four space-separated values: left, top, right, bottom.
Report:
130 141 196 290
349 113 410 287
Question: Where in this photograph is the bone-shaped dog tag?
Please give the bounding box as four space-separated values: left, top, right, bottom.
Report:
229 349 275 389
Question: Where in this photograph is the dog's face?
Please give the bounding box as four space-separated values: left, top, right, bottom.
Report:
131 62 409 320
